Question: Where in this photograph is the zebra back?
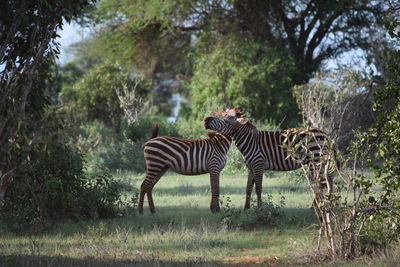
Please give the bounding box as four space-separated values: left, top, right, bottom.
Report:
143 132 231 175
228 122 330 171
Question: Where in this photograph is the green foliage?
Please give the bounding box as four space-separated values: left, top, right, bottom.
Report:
0 0 97 194
185 38 298 126
358 206 400 255
244 195 286 229
222 146 246 175
174 117 209 139
61 62 149 133
0 114 134 233
368 16 400 206
288 169 307 185
125 116 182 143
220 194 286 229
219 196 242 229
73 0 384 125
372 64 400 204
77 116 186 173
82 0 195 75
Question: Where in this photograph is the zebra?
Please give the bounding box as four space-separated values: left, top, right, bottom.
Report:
203 107 334 210
138 124 232 214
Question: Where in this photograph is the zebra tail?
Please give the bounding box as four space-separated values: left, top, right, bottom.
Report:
142 123 160 149
151 123 159 139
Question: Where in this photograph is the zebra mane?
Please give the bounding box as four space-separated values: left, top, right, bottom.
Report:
207 131 222 138
207 131 217 138
207 131 232 141
241 120 258 131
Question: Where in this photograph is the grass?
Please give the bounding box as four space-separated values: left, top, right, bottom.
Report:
1 171 398 266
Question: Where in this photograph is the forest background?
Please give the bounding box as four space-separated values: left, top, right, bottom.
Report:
1 0 400 265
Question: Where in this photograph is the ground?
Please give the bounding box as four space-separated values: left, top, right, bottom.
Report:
0 172 397 266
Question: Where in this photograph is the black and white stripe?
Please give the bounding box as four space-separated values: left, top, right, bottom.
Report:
204 110 331 209
138 124 232 214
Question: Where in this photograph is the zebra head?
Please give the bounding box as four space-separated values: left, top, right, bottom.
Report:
203 107 249 136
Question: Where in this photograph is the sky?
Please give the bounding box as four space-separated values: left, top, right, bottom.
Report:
56 22 90 64
56 21 371 71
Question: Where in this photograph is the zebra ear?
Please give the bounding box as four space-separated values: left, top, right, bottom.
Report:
234 107 245 118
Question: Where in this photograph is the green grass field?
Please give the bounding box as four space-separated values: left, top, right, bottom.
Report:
0 172 398 266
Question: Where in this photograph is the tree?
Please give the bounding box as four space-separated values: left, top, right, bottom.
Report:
185 37 298 125
61 62 148 136
371 9 400 205
77 0 384 124
0 0 95 201
292 5 400 258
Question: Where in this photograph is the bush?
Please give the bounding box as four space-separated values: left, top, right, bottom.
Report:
222 145 246 174
79 116 278 173
220 194 286 229
175 117 209 139
125 116 182 143
357 200 400 255
243 195 286 229
75 119 144 172
219 196 242 229
82 116 210 173
0 115 135 233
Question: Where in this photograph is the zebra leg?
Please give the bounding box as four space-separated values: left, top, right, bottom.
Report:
244 169 255 210
138 166 168 214
138 181 147 214
253 169 264 207
209 170 220 213
147 166 168 213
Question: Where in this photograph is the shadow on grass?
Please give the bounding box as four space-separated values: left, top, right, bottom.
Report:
153 184 309 196
0 202 318 239
283 207 318 226
36 205 318 238
0 255 219 267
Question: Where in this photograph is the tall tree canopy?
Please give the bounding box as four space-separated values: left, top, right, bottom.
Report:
69 0 384 125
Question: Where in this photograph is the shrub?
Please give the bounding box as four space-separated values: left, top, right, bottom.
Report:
125 116 182 143
222 145 246 174
358 206 400 255
0 114 135 233
220 194 286 229
175 117 209 139
243 195 286 229
219 196 242 229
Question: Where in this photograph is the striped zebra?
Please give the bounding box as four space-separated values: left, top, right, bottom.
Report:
203 107 334 209
138 124 232 214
